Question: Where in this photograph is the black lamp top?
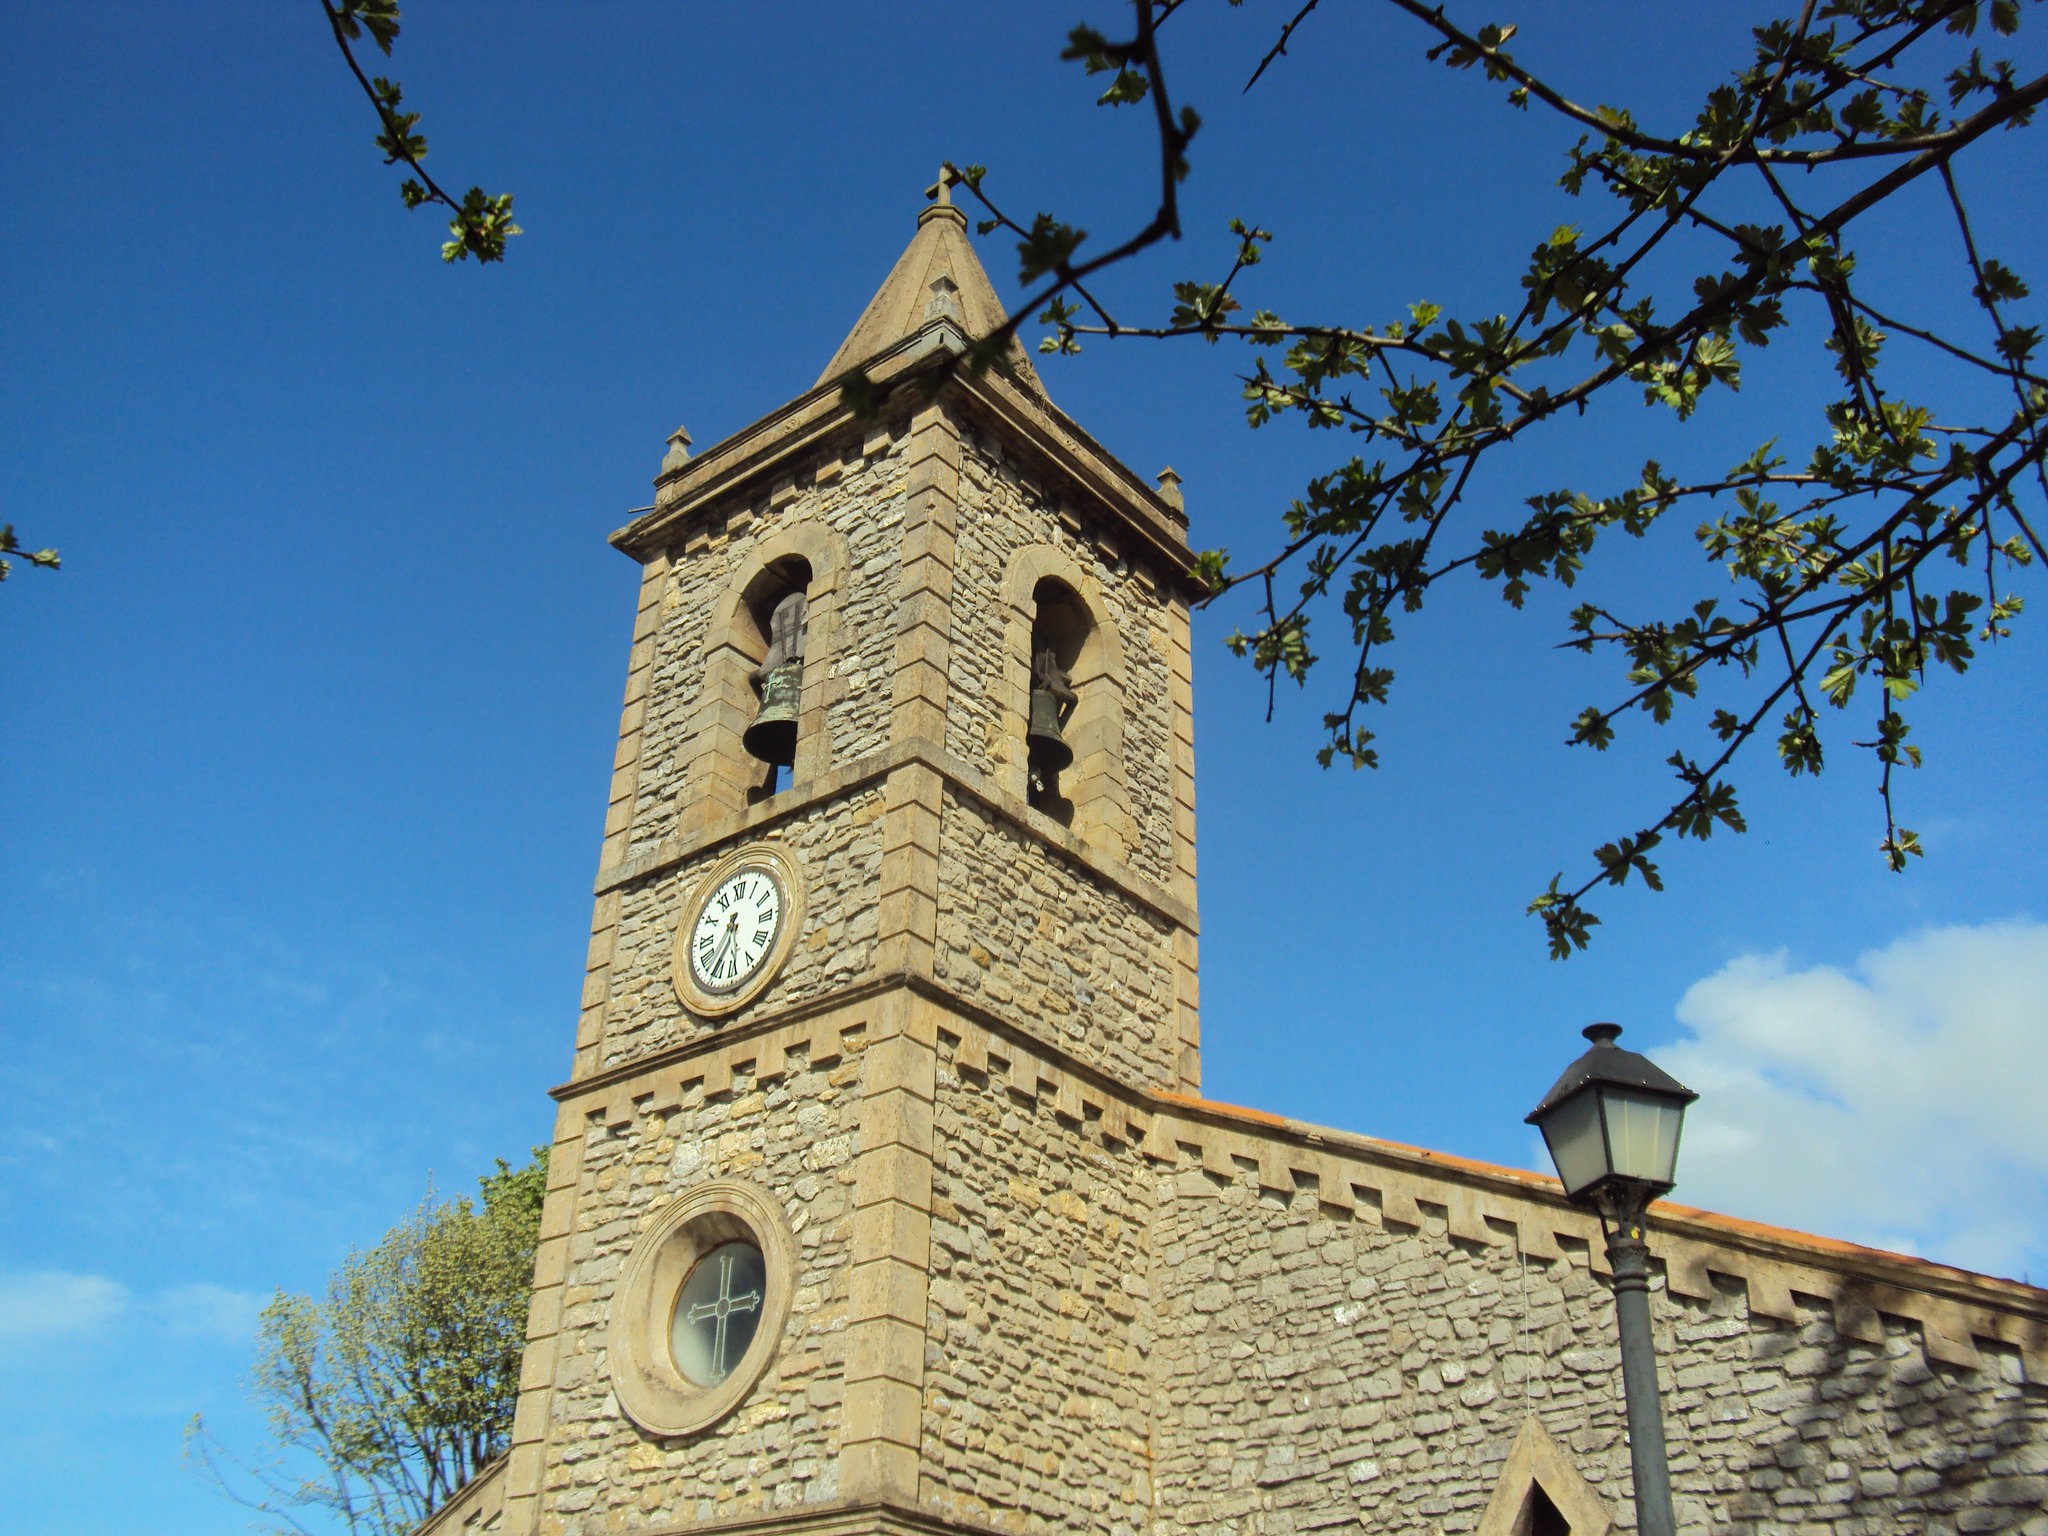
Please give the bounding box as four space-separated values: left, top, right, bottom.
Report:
1524 1022 1698 1125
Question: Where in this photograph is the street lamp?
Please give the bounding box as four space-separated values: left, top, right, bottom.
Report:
1527 1023 1698 1536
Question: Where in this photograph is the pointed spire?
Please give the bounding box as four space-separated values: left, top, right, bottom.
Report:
815 172 1047 396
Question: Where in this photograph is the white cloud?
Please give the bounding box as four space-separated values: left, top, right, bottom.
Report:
0 1272 262 1349
1653 920 2048 1284
0 1271 130 1342
152 1283 265 1342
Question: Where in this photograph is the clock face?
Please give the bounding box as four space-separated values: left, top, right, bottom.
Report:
687 868 785 995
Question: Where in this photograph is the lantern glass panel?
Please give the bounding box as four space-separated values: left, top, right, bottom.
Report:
1598 1086 1684 1188
1539 1087 1609 1198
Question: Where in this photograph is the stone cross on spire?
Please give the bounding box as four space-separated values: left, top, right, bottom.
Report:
924 165 954 208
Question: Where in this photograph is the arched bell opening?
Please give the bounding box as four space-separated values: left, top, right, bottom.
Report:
999 544 1132 860
1027 577 1090 825
739 555 813 801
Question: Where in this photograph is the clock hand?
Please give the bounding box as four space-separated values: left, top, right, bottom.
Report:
711 914 739 974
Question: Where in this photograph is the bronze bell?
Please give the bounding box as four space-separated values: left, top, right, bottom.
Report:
744 589 808 769
743 659 802 767
1026 641 1078 782
1026 683 1074 777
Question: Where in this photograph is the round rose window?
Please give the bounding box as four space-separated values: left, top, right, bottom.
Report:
669 1240 767 1386
607 1180 792 1437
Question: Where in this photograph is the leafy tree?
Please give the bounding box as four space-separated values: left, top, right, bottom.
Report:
188 1147 548 1536
859 0 2044 955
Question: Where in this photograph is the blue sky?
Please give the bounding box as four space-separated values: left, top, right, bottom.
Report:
4 4 2044 1532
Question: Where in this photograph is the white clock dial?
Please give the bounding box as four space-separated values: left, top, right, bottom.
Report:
688 868 785 994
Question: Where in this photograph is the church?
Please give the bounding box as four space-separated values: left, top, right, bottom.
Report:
427 185 2048 1536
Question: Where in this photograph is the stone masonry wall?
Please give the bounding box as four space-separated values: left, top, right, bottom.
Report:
539 1050 866 1534
933 788 1180 1091
626 422 912 860
1146 1152 2048 1536
601 786 885 1070
948 430 1177 889
918 1055 1159 1536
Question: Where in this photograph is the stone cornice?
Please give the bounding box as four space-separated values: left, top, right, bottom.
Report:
577 1498 1015 1536
1152 1092 2048 1331
611 323 1202 597
554 971 902 1103
615 358 906 559
593 735 1198 933
946 360 1195 584
551 984 2048 1378
553 969 1177 1107
419 1480 999 1536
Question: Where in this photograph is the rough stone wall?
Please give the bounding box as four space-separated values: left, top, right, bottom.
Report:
625 425 911 860
948 430 1177 888
918 1056 1159 1536
540 1053 866 1533
1146 1153 2048 1536
933 789 1179 1091
602 786 885 1069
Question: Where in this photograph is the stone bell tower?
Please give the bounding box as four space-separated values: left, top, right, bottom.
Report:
485 180 1204 1536
443 179 2048 1536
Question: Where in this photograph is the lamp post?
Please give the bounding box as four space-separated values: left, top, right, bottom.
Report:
1526 1023 1698 1536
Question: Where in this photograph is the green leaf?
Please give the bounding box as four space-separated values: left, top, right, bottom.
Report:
1527 877 1600 960
1171 281 1242 339
441 188 519 263
1666 777 1746 840
1995 325 2040 366
1016 213 1087 285
1973 258 2030 305
1777 712 1824 776
1097 68 1149 107
1881 827 1924 871
335 0 402 55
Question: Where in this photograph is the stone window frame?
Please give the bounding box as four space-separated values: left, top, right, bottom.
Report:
684 520 854 832
605 1178 797 1439
1000 543 1133 860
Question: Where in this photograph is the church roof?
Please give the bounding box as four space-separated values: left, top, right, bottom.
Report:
815 182 1048 397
